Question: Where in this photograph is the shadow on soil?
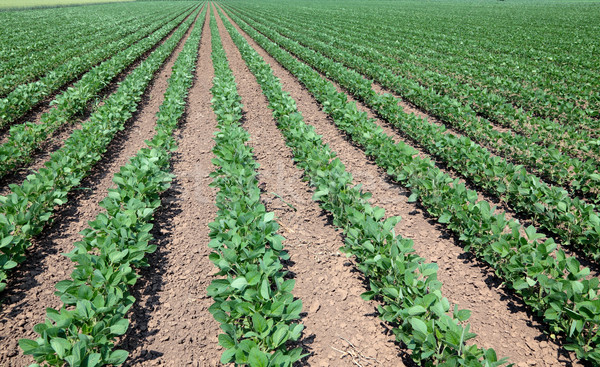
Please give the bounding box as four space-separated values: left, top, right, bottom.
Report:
119 176 183 366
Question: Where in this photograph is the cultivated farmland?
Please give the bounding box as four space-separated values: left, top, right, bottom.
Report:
0 1 599 366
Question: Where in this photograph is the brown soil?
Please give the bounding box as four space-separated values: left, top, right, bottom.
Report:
0 9 200 366
225 8 600 283
229 12 537 241
0 3 588 367
214 6 406 366
119 8 222 366
217 6 580 366
370 76 600 279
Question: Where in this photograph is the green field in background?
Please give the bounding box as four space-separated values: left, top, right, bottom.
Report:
0 0 133 9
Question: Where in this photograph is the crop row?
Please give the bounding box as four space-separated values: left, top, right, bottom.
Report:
0 4 158 61
0 5 165 79
218 8 509 366
228 6 600 206
0 6 195 179
18 6 206 366
223 8 600 364
233 6 600 164
0 6 173 98
0 6 200 295
205 10 304 367
247 2 600 127
0 4 194 129
222 7 600 260
0 3 191 59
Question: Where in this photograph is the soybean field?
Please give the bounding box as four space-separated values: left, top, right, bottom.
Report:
1 1 599 366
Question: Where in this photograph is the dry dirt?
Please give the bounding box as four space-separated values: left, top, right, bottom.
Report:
120 8 223 366
0 2 589 367
0 7 200 366
217 5 581 367
214 6 406 366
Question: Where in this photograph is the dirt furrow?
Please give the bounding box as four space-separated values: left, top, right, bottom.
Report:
120 9 222 366
213 7 408 366
220 10 524 228
224 7 600 280
218 6 579 366
369 82 600 278
234 10 554 252
0 11 200 366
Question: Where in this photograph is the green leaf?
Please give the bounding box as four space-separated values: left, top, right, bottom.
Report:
220 347 236 364
360 291 375 301
3 260 18 270
264 212 275 222
219 334 235 349
248 347 269 367
286 299 303 319
50 337 70 359
544 308 559 321
280 279 295 293
455 309 471 322
105 349 128 365
272 325 288 348
484 348 498 362
260 278 270 299
108 190 121 201
312 189 329 200
0 235 14 248
289 323 304 340
231 277 248 290
407 305 427 316
571 281 584 294
410 318 428 335
252 313 268 333
83 353 102 367
109 318 129 335
438 213 451 224
19 339 39 353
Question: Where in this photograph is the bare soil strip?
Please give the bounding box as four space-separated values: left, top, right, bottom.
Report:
218 7 580 366
120 9 222 366
213 7 409 366
0 10 201 366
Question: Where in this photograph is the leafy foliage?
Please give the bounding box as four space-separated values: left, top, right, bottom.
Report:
225 5 600 259
219 7 509 367
19 6 206 366
205 10 304 367
0 4 199 297
232 4 600 186
0 6 196 178
0 4 196 128
223 7 600 364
